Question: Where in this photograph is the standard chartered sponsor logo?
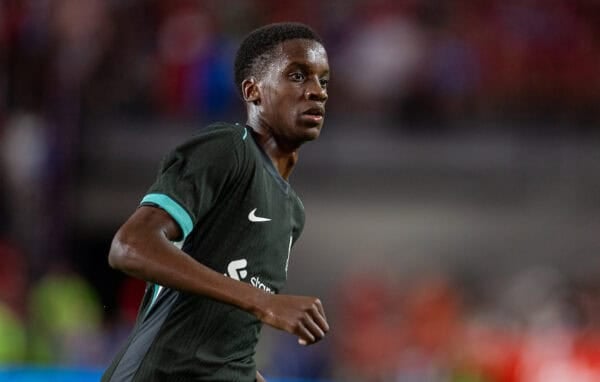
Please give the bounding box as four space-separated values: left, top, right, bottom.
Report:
251 276 273 294
226 259 248 280
225 259 274 294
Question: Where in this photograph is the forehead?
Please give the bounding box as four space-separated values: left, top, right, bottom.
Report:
271 39 329 72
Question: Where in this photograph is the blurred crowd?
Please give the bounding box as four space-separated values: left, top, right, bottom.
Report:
231 265 600 382
1 0 598 126
1 0 600 380
328 269 600 381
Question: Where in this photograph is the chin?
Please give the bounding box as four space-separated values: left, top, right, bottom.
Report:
288 120 323 145
301 125 322 142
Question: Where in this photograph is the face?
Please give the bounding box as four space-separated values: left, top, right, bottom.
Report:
254 39 330 145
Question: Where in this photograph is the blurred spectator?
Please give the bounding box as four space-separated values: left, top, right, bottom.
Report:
0 238 27 364
333 272 403 381
569 278 600 380
154 2 216 117
28 268 103 366
415 4 481 127
396 276 462 381
0 302 26 364
0 238 28 318
336 2 425 116
1 113 48 275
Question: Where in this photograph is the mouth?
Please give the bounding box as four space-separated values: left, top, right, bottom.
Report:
301 106 325 123
302 106 325 117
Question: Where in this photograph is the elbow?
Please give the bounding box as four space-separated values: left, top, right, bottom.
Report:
108 228 143 274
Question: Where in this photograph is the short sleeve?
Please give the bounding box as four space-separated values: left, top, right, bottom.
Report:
140 126 244 240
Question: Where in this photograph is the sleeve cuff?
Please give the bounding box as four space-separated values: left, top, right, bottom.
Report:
140 193 194 240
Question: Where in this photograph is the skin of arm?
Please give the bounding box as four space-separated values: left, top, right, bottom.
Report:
108 206 329 345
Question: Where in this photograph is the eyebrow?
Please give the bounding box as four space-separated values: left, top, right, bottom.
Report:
286 62 330 76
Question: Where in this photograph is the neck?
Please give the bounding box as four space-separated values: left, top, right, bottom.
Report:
246 122 299 180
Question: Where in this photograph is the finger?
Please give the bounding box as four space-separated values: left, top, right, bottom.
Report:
303 314 325 340
311 309 329 333
296 323 315 345
298 338 307 346
314 298 327 320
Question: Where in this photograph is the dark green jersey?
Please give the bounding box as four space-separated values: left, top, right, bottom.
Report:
102 123 305 382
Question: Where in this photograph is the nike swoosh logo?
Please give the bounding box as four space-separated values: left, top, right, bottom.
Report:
248 208 271 222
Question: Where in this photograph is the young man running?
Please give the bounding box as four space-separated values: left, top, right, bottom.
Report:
102 22 331 382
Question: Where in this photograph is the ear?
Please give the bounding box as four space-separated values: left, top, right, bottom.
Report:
242 78 260 105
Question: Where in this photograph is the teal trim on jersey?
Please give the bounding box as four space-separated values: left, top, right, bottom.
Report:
242 127 248 140
147 284 161 314
143 284 161 319
141 193 193 239
150 284 160 305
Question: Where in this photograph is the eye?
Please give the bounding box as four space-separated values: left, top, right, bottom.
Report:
289 72 305 82
319 78 329 89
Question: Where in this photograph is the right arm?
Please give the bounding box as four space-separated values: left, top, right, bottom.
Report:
109 205 329 345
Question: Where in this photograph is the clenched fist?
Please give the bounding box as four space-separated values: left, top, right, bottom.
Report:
254 294 329 345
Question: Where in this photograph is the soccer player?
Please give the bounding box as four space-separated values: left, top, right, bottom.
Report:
101 22 330 382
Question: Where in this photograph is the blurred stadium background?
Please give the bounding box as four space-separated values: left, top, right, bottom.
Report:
1 0 599 381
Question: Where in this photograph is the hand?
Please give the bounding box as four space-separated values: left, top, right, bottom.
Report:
255 294 329 346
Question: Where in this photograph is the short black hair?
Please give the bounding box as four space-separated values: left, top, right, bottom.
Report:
234 22 323 96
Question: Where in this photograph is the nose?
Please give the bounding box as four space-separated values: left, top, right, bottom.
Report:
305 77 328 102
